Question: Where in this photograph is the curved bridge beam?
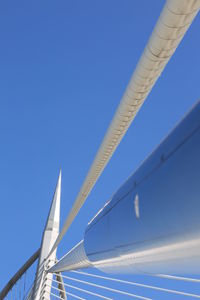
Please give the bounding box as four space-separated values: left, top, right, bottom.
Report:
0 248 40 300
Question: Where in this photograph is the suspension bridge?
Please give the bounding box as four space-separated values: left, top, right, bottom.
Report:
1 0 200 299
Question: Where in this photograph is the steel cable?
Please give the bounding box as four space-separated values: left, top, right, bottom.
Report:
55 274 152 300
70 270 200 298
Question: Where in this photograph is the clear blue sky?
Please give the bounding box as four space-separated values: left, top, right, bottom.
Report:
1 1 200 299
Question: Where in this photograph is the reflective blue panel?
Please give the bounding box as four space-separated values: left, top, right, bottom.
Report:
84 101 200 274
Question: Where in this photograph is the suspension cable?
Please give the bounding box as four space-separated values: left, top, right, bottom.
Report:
45 282 68 297
47 289 85 300
150 273 200 283
25 284 34 300
71 270 200 299
0 248 40 300
19 277 22 300
15 283 17 300
54 274 152 300
48 0 200 257
51 278 113 300
23 271 27 300
70 271 200 298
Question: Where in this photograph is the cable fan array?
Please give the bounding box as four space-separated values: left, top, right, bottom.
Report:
3 259 200 300
1 1 200 300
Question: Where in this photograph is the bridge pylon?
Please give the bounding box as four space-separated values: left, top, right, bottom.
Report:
32 170 62 300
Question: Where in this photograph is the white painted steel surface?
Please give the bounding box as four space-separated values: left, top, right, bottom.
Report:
50 240 91 272
32 171 61 300
49 0 200 256
48 101 200 275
